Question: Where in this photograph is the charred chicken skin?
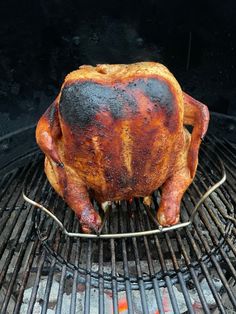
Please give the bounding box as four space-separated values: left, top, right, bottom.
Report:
36 62 209 233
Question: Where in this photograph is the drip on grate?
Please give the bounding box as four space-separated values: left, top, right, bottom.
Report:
0 135 236 313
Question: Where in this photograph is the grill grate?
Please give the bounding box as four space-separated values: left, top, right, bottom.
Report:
0 135 236 313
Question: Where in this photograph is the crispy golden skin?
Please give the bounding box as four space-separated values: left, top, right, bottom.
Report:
36 62 209 233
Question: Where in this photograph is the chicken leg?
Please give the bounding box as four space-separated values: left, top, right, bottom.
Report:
157 92 209 225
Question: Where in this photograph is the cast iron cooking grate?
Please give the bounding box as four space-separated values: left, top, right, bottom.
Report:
0 132 236 313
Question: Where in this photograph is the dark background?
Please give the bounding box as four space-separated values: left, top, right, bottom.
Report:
0 0 236 136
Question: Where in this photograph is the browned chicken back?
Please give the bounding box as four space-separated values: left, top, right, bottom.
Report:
36 62 209 233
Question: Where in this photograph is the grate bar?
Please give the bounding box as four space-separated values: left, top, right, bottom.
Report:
0 164 31 213
175 231 211 313
224 139 236 154
0 164 45 311
41 259 57 314
98 239 105 314
56 210 75 314
204 138 236 176
0 232 36 313
210 254 236 308
198 158 233 208
200 148 236 237
144 215 181 313
40 199 66 313
210 135 236 163
119 206 135 314
55 265 67 313
26 250 46 314
27 187 65 313
165 233 195 314
13 240 40 314
165 277 181 314
0 168 18 201
0 209 31 285
200 263 227 313
193 174 236 266
190 173 236 268
84 239 92 314
179 200 225 310
185 189 228 254
128 203 152 314
187 180 236 308
70 270 78 314
136 201 165 314
110 238 119 314
70 223 80 314
200 147 236 205
0 168 25 215
219 248 236 282
0 161 42 259
184 226 227 313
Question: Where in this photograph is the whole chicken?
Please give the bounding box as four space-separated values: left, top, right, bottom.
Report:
36 62 209 233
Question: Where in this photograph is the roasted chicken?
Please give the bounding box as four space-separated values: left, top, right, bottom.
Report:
36 62 209 233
